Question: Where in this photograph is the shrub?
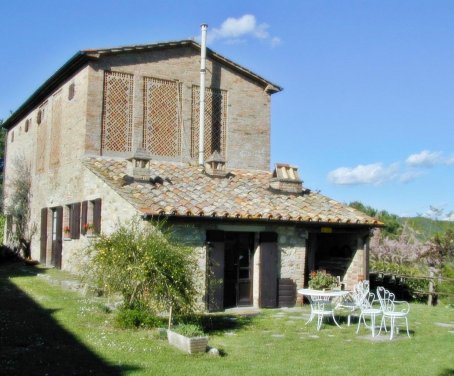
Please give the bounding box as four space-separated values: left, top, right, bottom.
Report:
114 307 165 329
82 218 200 320
438 262 454 307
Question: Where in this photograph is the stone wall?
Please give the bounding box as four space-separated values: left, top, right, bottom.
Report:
342 236 368 290
4 66 90 262
278 227 306 290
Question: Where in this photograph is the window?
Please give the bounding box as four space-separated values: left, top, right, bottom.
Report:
101 71 133 154
191 86 227 160
68 82 75 100
81 199 101 235
143 77 181 157
37 102 47 125
25 119 30 132
63 203 81 239
10 131 14 143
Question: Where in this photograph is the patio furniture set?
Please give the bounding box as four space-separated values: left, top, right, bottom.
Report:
298 282 411 340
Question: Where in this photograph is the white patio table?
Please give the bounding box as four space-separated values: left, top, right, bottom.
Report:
298 288 350 330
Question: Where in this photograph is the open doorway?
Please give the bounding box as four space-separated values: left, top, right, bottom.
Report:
223 232 255 308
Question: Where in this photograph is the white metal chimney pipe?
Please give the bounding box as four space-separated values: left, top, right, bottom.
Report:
198 23 208 166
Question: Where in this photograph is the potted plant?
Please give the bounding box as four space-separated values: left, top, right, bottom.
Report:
83 223 95 237
63 225 71 240
167 323 208 354
308 270 338 290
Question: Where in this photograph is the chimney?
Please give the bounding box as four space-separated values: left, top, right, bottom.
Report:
204 151 227 178
126 147 153 180
270 163 303 194
198 23 208 166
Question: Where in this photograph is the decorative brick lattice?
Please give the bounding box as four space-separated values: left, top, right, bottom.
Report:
191 86 227 159
50 92 62 168
101 71 133 153
143 77 181 157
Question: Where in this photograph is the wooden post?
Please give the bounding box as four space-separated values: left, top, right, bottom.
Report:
428 267 434 306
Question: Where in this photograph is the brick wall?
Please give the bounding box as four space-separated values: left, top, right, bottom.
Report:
85 47 271 171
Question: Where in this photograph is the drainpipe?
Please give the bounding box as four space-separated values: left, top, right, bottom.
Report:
198 23 208 166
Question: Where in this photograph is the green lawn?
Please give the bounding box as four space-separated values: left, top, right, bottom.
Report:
1 262 453 376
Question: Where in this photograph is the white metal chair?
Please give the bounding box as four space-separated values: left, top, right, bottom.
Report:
376 286 411 340
337 280 370 326
356 291 382 337
306 295 342 331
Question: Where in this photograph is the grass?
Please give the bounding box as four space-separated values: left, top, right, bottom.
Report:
1 261 453 376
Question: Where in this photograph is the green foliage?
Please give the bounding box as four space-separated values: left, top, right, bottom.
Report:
82 218 199 317
114 307 165 329
172 323 205 337
308 270 337 289
370 260 429 299
401 217 454 242
349 201 401 238
4 156 36 258
0 215 5 244
438 262 454 306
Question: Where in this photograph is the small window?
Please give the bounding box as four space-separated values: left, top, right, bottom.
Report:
37 109 42 125
10 131 14 143
68 82 75 100
81 199 101 235
25 119 30 132
63 203 81 239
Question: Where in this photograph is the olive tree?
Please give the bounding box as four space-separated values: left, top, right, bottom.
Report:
4 156 36 258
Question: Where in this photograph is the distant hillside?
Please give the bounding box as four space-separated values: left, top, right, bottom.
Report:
348 201 454 240
399 217 454 241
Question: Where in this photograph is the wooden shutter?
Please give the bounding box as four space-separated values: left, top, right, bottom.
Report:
71 203 81 239
259 232 278 308
206 231 225 311
81 201 88 235
54 206 63 269
93 198 102 234
40 208 48 263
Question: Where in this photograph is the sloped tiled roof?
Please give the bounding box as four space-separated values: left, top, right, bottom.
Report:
83 157 380 226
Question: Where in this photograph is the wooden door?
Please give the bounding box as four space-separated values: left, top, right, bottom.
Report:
51 207 63 269
259 232 278 308
224 232 254 308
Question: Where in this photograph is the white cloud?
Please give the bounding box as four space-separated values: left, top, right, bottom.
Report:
208 15 280 46
399 170 425 183
327 163 399 185
446 155 454 165
405 150 442 167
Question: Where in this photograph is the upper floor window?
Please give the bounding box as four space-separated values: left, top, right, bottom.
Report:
143 77 182 158
191 86 227 160
68 82 75 100
101 71 133 154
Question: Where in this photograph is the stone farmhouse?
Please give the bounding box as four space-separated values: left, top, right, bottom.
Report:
3 38 380 310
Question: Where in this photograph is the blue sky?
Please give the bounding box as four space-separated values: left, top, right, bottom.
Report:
1 1 453 219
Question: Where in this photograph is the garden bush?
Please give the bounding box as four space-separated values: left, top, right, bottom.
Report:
82 218 200 320
114 307 165 329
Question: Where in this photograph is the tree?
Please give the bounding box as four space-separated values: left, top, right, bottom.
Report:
4 156 36 258
82 218 200 320
349 201 401 238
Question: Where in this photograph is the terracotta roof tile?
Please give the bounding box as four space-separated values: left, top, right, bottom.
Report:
83 157 381 226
